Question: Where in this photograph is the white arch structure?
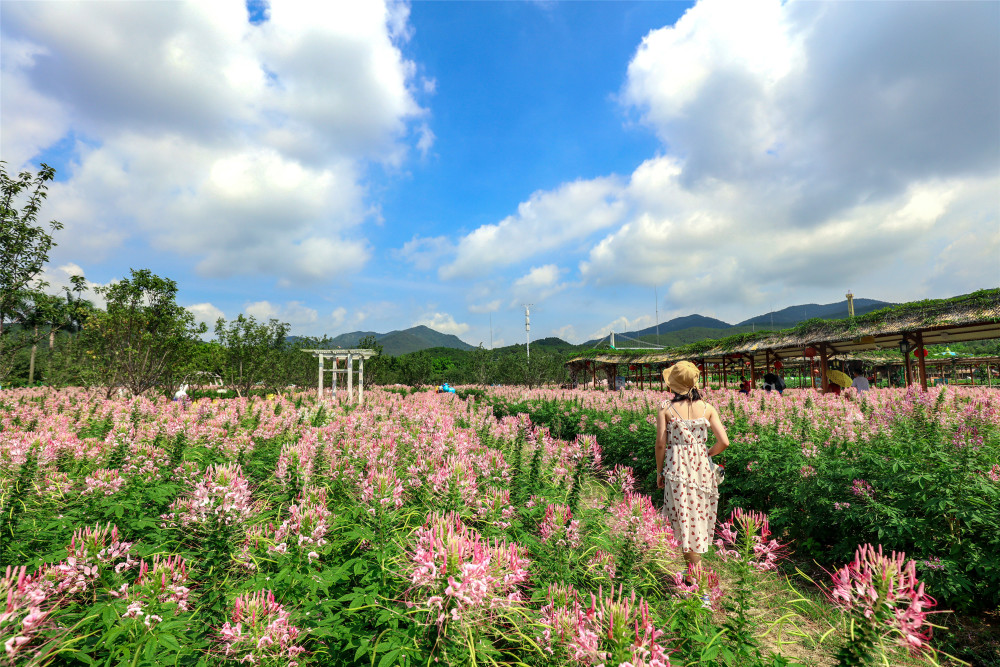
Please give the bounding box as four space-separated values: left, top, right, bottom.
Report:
303 349 378 403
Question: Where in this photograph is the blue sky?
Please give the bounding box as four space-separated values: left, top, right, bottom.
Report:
3 0 998 347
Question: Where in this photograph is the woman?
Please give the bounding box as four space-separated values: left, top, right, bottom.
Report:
656 361 730 569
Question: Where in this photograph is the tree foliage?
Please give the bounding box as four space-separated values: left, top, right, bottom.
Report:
214 315 290 397
82 269 206 396
0 162 64 381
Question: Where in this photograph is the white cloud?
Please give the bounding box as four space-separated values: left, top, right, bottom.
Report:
513 265 561 289
553 324 578 343
414 312 469 336
588 315 654 341
187 302 226 327
244 300 319 327
2 0 423 284
439 177 627 279
398 235 452 271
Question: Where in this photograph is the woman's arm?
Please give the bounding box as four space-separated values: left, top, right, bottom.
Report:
706 404 730 457
655 406 668 489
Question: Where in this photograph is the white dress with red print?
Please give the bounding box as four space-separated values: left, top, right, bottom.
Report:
660 400 719 553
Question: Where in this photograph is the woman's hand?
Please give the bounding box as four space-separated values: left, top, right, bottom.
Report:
656 473 665 489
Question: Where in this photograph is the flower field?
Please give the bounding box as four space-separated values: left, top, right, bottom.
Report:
0 386 991 665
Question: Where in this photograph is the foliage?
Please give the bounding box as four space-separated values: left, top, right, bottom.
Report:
476 384 1000 615
0 162 64 383
215 315 291 397
81 269 207 397
1 387 920 666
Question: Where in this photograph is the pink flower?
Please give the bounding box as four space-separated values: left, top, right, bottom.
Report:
217 590 306 662
539 504 581 549
671 563 724 609
714 508 785 571
406 512 530 630
826 544 938 652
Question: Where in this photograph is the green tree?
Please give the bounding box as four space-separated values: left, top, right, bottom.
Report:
214 315 290 397
11 291 66 384
0 162 63 382
357 334 390 388
400 350 433 386
82 269 207 396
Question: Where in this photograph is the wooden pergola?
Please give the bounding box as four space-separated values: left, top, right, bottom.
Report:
302 349 378 403
566 289 1000 392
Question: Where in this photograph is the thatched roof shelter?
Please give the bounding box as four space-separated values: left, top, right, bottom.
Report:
566 288 1000 391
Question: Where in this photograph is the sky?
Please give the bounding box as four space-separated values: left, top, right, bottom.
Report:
3 0 998 348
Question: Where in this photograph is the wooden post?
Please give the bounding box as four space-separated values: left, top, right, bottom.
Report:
819 345 829 392
915 332 927 391
702 358 707 388
749 354 756 389
640 364 644 391
903 343 913 387
765 349 771 374
723 357 728 389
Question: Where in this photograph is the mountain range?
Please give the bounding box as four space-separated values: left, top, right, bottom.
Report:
324 297 894 357
326 325 475 357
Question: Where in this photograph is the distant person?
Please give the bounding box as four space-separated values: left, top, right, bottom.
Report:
851 369 871 393
738 375 751 395
762 372 785 395
822 378 842 396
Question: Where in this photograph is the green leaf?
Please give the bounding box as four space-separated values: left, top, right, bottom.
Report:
378 648 401 667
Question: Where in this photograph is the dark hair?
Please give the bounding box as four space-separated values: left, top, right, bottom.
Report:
671 388 702 403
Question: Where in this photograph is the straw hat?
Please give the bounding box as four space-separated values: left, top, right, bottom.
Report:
663 361 700 394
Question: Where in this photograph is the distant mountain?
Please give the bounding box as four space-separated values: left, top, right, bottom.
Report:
328 325 474 357
737 298 893 327
632 314 732 337
581 298 894 348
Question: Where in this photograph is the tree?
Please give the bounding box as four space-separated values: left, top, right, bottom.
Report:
214 315 290 397
357 334 389 388
0 162 63 381
82 269 206 396
400 350 433 386
11 291 65 384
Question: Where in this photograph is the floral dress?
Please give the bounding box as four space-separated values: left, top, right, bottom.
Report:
661 401 719 553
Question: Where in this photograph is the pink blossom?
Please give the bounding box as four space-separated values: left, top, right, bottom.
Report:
217 590 306 663
539 504 581 549
714 508 785 571
671 563 724 610
827 544 938 652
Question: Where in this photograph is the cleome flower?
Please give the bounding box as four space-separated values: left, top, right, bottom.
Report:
161 463 261 530
537 583 671 667
714 508 785 572
111 554 192 629
406 512 530 630
608 492 678 559
827 544 938 652
1 565 53 663
671 563 723 610
539 504 581 550
217 589 306 665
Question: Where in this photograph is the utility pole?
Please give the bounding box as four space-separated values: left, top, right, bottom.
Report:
846 290 855 317
524 304 533 362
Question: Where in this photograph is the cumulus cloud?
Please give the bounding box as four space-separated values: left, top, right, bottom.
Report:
244 300 319 327
414 312 470 336
187 303 226 328
2 0 423 284
438 177 627 279
573 0 997 311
